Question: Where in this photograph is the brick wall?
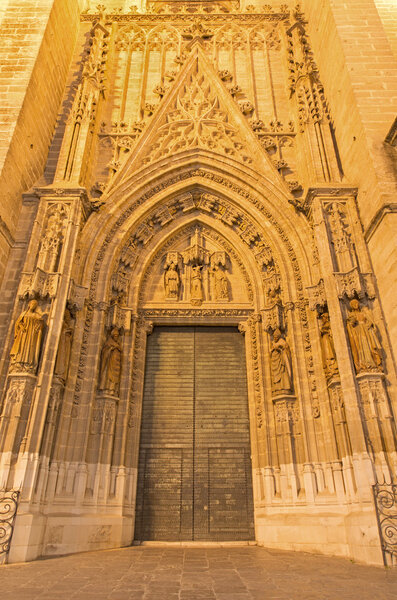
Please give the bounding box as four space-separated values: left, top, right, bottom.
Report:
374 0 397 59
302 0 397 361
0 0 82 285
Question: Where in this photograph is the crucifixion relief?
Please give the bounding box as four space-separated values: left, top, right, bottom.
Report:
163 228 230 304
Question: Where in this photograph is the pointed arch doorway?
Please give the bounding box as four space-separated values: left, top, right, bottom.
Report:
134 325 255 542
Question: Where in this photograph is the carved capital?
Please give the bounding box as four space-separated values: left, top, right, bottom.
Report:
68 279 88 312
142 320 154 336
18 269 59 300
261 302 284 333
306 279 326 311
334 266 373 300
238 321 248 335
107 302 132 332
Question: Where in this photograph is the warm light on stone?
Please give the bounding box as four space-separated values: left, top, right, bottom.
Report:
0 0 396 568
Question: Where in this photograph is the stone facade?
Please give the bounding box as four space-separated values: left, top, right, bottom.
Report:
0 0 396 567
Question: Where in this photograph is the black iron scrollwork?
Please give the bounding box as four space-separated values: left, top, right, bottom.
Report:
373 483 397 564
0 490 19 560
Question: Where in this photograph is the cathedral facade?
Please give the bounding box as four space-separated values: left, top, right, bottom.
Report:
0 0 396 566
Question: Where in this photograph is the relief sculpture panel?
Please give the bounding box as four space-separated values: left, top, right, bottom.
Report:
142 226 249 307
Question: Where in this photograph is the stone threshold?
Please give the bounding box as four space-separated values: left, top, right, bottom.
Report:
134 541 257 547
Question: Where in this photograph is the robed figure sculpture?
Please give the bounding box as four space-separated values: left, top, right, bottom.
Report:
319 312 339 380
164 262 180 299
346 299 383 373
190 264 204 303
10 299 45 374
98 328 122 396
270 328 293 395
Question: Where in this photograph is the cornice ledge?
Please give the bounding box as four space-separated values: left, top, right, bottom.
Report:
0 215 14 248
80 12 290 23
31 185 88 199
303 185 358 213
30 185 93 219
365 202 397 243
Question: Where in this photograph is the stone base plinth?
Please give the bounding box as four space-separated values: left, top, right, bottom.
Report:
255 504 384 566
8 511 134 563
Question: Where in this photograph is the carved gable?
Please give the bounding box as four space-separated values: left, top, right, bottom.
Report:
108 44 289 194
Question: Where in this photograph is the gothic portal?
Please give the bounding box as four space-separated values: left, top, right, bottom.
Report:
0 0 396 567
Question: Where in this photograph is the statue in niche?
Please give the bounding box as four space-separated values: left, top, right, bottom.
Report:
164 262 180 299
346 299 383 373
37 205 67 272
190 264 204 304
212 265 229 301
54 308 74 382
326 202 356 272
10 299 45 374
319 312 339 380
270 328 293 395
98 328 122 396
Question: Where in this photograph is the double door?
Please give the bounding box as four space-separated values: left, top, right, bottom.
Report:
134 326 255 541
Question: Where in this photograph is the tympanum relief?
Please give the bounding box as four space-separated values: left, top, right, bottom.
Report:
144 227 246 306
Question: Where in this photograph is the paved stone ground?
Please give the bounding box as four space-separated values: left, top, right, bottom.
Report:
1 546 397 600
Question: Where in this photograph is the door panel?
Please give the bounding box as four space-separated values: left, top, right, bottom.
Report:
134 326 254 541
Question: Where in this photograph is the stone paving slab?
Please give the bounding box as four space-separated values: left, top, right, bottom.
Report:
0 546 397 599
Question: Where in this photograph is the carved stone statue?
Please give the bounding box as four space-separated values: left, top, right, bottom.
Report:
325 202 356 272
270 328 293 395
164 262 180 299
190 264 204 304
37 204 67 272
346 299 383 373
10 299 45 374
54 308 74 381
319 312 339 380
98 328 122 396
212 265 229 301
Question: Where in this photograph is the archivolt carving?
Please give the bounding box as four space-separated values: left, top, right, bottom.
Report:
294 299 320 419
248 314 265 429
74 169 304 408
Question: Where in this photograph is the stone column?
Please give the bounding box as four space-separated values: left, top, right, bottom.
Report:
0 189 90 499
309 186 395 499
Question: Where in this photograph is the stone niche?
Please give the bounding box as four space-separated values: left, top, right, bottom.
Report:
141 227 251 307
